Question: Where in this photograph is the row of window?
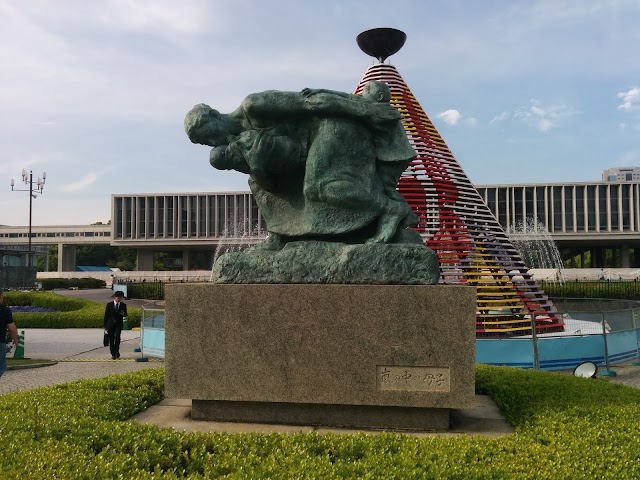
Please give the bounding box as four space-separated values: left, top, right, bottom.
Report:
477 183 640 233
0 231 109 238
113 194 266 240
606 174 640 182
115 185 640 240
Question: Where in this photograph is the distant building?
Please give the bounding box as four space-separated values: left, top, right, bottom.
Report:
5 180 640 270
602 167 640 182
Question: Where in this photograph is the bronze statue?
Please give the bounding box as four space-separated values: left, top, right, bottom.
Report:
185 81 439 284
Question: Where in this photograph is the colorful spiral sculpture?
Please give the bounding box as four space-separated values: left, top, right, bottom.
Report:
355 29 564 336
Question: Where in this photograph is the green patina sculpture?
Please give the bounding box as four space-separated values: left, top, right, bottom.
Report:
185 81 439 284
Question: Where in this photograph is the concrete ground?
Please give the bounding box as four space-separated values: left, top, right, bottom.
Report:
3 288 640 436
1 328 162 395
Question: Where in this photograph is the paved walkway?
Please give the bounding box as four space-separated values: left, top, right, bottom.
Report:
1 289 164 395
1 328 162 395
606 363 640 389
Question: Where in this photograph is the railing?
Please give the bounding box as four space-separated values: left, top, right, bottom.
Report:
116 277 640 304
0 266 38 289
139 305 165 358
477 298 640 372
124 281 165 301
541 280 640 300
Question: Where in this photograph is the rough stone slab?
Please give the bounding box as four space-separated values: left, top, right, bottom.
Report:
212 241 439 284
165 284 476 430
133 395 514 437
192 400 449 431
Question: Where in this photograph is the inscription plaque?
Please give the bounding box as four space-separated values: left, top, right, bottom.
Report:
377 366 451 392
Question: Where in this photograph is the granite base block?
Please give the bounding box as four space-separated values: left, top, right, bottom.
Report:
192 400 449 432
165 284 476 431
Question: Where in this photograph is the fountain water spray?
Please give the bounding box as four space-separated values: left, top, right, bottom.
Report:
507 218 565 282
209 220 266 282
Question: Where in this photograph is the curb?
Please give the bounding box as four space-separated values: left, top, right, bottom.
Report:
7 361 58 371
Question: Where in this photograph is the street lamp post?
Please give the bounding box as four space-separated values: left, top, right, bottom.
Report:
10 169 46 268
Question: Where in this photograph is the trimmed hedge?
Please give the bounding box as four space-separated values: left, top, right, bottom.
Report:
123 279 640 303
1 366 640 478
3 291 141 328
541 280 640 300
126 281 165 301
40 277 106 290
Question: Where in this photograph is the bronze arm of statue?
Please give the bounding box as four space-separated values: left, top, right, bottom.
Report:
185 81 400 150
240 86 400 132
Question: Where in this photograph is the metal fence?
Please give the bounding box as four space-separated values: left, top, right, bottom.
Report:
139 305 165 358
0 266 37 289
477 298 640 371
540 280 640 300
122 281 165 300
119 278 640 303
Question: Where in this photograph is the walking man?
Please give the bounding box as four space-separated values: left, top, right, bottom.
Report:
104 290 127 360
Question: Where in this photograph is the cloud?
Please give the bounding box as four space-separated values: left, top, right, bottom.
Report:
618 87 640 111
509 1 611 25
514 99 578 132
436 109 462 126
98 0 213 35
490 111 510 124
61 172 98 192
618 150 640 164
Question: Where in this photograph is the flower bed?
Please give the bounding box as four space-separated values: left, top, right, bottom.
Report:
3 291 140 328
9 306 58 313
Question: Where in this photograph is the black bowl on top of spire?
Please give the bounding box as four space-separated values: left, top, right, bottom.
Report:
356 28 407 63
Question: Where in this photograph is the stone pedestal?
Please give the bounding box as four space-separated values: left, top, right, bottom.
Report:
165 284 476 431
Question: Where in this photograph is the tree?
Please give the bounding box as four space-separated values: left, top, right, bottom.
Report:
36 245 58 272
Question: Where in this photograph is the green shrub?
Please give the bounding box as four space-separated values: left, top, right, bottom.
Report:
125 281 165 300
3 291 141 328
40 277 107 290
542 280 640 300
1 366 640 478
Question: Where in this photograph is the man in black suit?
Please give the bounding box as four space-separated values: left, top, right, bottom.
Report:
104 290 127 360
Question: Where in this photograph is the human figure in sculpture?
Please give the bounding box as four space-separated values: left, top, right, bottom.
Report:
185 81 421 247
300 81 420 241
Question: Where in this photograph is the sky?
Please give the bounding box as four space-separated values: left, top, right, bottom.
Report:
1 0 639 226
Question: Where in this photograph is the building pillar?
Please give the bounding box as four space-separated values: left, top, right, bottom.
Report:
57 243 76 272
621 245 631 268
183 250 190 271
136 249 154 271
45 248 50 272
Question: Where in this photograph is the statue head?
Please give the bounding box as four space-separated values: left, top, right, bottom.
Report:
184 103 235 147
361 81 391 103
